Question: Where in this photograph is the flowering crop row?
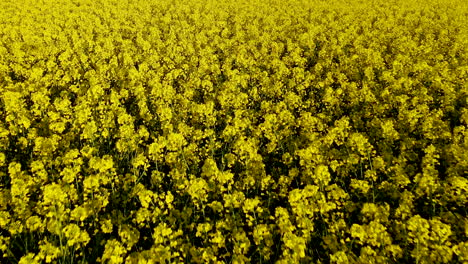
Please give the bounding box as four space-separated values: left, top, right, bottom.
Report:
0 0 467 263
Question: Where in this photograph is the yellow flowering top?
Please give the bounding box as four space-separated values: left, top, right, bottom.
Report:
0 0 467 263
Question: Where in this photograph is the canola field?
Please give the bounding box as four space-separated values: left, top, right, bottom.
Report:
0 0 467 263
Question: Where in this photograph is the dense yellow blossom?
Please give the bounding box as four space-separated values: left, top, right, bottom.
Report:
0 0 467 262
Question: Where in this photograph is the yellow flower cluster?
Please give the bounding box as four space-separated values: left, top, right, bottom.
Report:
0 0 467 263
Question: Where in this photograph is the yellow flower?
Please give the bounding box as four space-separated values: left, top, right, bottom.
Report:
63 224 90 248
0 152 5 167
25 216 42 232
101 219 113 234
101 239 127 264
19 253 40 264
119 224 140 250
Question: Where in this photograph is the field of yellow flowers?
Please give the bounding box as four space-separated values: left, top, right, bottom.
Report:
0 0 467 263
